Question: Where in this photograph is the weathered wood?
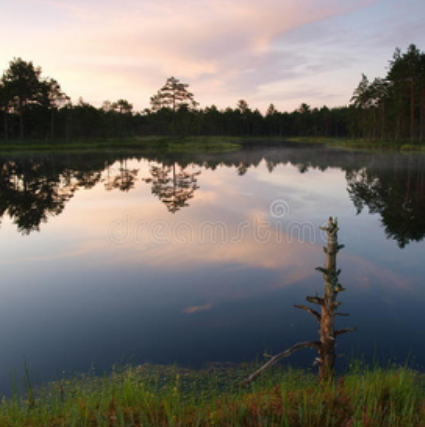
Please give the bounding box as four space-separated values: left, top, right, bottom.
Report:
243 217 356 385
316 267 330 275
306 296 325 306
335 327 357 336
294 304 321 322
242 341 320 384
318 217 339 383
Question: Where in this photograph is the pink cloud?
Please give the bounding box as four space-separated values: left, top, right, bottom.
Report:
1 0 383 110
182 303 213 314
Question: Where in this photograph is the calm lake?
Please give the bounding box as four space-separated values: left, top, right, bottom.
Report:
0 142 424 391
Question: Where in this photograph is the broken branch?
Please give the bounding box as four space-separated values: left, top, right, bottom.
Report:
306 296 325 306
294 304 321 322
242 341 320 385
335 327 357 337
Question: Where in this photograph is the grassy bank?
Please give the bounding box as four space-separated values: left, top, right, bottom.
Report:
287 136 425 152
0 136 242 154
2 135 425 154
1 364 424 426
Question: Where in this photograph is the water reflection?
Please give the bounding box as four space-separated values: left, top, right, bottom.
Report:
105 159 139 192
0 155 111 233
143 163 200 213
0 158 76 234
347 162 425 248
0 144 424 393
0 145 424 247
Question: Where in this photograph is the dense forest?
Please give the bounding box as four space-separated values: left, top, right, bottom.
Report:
0 44 424 141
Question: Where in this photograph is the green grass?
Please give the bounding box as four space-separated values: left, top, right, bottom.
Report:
3 136 425 154
287 136 425 152
0 136 242 154
165 137 241 153
1 363 424 426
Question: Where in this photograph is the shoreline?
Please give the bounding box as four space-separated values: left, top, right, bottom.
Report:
1 135 425 154
1 362 423 426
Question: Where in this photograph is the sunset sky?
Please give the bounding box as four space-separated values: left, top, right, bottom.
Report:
1 0 424 113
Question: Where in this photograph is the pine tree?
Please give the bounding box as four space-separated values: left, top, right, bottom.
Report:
150 77 198 135
150 77 197 113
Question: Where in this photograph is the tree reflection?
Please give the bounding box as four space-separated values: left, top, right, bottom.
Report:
347 158 425 248
0 159 76 234
74 170 102 189
104 159 138 192
143 163 200 213
1 146 424 246
0 155 139 234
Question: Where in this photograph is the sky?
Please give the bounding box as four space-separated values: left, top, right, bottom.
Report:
1 0 425 113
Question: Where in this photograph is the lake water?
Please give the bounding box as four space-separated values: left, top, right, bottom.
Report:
0 143 424 391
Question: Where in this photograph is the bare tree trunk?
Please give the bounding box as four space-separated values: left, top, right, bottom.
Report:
396 115 401 141
317 219 341 382
18 100 25 140
410 79 415 142
66 108 71 143
51 109 55 140
3 111 8 141
420 85 425 142
19 113 24 140
381 103 386 140
244 218 356 385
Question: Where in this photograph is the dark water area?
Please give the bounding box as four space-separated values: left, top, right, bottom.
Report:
0 143 424 393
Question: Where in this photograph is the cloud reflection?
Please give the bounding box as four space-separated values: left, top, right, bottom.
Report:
182 303 213 314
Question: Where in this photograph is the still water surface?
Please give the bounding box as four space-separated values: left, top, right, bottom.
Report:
0 143 424 390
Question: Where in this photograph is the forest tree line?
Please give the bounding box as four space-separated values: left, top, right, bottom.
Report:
0 44 424 142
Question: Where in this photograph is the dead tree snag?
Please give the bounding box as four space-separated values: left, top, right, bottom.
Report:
243 217 356 385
